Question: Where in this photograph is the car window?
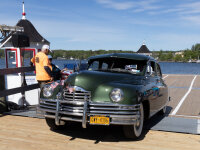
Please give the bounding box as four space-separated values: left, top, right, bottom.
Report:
88 58 147 75
88 61 99 70
147 61 156 76
125 64 140 73
156 63 162 77
102 62 108 69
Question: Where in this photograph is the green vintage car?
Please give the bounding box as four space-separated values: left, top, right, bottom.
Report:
39 53 168 139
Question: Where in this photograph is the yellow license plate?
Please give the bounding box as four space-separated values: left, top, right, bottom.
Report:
90 115 110 125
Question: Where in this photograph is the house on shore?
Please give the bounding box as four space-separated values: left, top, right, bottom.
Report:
137 43 152 56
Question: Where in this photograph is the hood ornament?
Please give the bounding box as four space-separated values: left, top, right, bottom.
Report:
66 85 87 93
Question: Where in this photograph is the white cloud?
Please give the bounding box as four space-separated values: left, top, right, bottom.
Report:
96 0 135 10
181 15 200 25
178 2 200 15
96 0 161 11
170 2 200 25
160 1 200 15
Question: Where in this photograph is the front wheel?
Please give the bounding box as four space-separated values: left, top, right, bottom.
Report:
123 103 144 139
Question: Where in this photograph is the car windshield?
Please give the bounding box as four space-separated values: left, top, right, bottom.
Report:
88 58 147 75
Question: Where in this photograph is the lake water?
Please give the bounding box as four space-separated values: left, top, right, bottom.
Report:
1 58 200 74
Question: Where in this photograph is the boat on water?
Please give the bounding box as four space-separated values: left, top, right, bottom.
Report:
196 56 200 63
188 59 197 63
196 60 200 63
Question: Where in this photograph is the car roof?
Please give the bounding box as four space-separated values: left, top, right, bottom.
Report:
88 53 155 61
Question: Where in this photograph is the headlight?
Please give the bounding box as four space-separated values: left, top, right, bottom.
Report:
110 88 124 102
43 85 53 98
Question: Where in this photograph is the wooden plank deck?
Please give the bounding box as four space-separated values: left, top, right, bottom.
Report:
0 115 200 150
0 74 200 150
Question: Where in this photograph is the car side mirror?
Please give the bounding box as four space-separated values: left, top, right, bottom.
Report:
147 66 155 76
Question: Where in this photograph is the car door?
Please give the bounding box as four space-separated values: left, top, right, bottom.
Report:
154 63 168 110
146 61 161 115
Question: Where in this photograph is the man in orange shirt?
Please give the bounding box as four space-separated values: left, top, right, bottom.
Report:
31 45 53 88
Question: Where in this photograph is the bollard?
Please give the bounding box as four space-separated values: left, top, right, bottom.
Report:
0 75 7 114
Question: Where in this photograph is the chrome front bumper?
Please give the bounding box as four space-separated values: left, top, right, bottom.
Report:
38 98 141 128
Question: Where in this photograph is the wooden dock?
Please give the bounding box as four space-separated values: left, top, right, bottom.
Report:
0 74 200 150
0 115 199 150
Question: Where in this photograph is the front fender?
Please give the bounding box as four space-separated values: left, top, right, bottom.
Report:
92 83 143 105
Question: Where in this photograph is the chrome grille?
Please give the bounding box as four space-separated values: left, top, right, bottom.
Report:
39 87 141 125
88 103 140 116
63 88 91 101
39 98 141 125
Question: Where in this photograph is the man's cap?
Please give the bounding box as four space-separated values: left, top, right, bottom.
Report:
48 55 53 59
42 45 52 53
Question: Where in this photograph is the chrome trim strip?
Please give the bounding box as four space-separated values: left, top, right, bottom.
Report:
111 120 137 125
61 105 83 110
89 114 139 119
109 114 139 119
89 106 139 111
60 110 83 116
41 99 83 105
40 101 56 106
89 110 138 115
55 100 60 125
64 95 91 98
61 108 83 113
44 114 82 122
60 100 84 105
63 93 91 96
63 98 90 101
89 102 140 107
39 108 83 116
82 100 88 128
40 105 56 110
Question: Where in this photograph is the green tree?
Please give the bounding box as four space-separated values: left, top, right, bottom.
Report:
191 43 200 51
173 54 182 62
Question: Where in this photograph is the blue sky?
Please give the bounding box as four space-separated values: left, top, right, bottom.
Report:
1 0 200 51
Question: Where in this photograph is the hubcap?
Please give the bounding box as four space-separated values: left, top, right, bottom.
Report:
134 104 144 137
136 116 141 127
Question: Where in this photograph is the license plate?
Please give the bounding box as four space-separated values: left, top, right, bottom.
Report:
90 115 110 125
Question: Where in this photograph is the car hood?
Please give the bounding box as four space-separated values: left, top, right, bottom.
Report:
65 70 144 91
